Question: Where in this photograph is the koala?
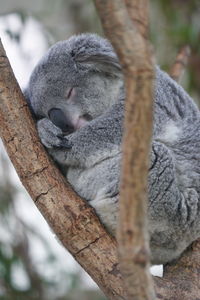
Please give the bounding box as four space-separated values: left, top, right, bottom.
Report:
24 33 200 265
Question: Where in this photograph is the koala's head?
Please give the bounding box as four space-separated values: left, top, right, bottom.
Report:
25 33 123 134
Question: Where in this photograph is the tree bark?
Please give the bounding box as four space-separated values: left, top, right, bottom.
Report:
0 40 126 300
94 1 155 300
124 0 149 38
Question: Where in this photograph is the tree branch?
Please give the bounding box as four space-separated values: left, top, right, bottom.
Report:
0 40 126 300
124 0 149 38
169 45 191 82
94 1 155 299
94 2 200 300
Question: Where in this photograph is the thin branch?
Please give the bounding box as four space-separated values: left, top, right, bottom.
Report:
94 2 200 300
169 45 191 82
94 1 155 299
0 40 126 300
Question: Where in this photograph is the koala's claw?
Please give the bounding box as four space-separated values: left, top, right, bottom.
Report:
57 139 72 149
56 133 65 138
56 133 72 148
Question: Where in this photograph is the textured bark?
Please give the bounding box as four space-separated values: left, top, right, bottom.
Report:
94 1 155 300
0 40 126 300
124 0 149 38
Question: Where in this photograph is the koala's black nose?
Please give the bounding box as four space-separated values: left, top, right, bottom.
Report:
48 108 74 134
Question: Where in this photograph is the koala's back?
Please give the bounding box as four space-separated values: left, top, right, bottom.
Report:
149 68 200 263
154 68 200 197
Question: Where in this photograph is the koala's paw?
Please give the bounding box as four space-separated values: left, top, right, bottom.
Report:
37 118 72 149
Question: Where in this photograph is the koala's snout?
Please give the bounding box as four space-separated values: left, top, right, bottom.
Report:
48 108 74 134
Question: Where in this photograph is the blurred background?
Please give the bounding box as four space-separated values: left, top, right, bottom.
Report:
0 0 199 299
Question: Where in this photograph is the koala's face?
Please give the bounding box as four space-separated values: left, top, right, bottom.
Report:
27 34 123 135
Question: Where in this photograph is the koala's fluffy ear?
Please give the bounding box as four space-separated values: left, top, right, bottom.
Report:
75 53 122 77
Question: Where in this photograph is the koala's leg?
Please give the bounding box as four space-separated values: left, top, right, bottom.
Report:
148 141 199 264
89 195 119 236
67 154 120 236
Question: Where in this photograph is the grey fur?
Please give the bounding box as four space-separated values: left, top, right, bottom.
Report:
24 33 200 265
